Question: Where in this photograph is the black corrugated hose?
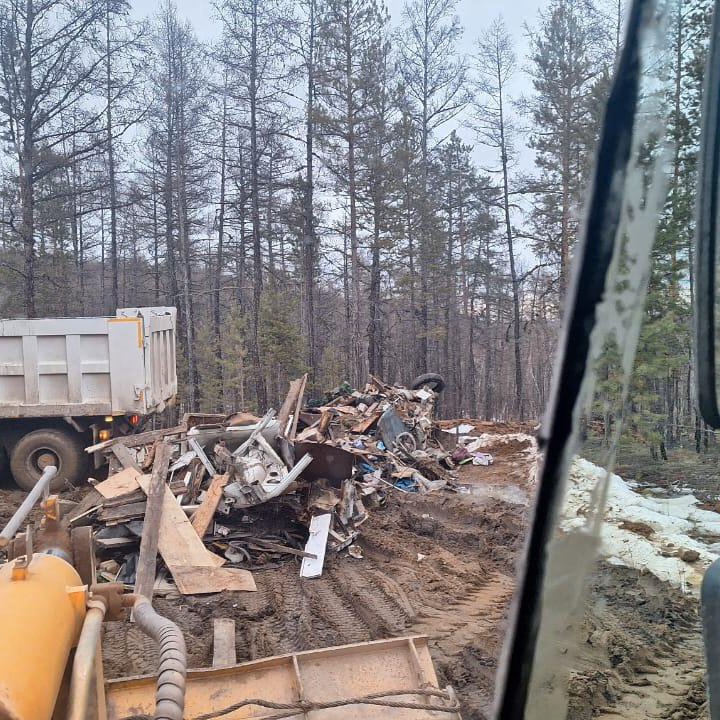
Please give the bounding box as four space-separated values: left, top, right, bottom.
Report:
132 597 187 720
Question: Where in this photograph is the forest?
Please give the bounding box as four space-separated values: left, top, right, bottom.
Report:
0 0 710 454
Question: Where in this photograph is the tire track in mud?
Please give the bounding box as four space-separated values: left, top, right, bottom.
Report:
411 570 515 652
568 567 708 720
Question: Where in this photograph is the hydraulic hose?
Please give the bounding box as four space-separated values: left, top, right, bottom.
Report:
132 596 187 720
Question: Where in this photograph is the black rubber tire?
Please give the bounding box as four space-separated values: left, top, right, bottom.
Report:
9 428 87 492
410 372 446 394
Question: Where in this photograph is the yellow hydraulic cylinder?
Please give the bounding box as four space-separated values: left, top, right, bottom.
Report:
0 554 86 720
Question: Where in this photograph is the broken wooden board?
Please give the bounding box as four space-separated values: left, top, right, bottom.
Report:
66 489 104 525
171 566 256 594
245 539 316 559
85 424 186 454
94 467 142 499
135 442 173 601
191 474 230 538
99 501 147 524
277 374 307 439
350 411 382 434
212 619 237 667
136 475 225 573
96 537 138 551
111 444 142 471
300 513 332 579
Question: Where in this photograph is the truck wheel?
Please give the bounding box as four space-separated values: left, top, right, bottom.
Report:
410 373 446 394
10 429 87 492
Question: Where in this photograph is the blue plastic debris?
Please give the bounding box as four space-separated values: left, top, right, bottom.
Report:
394 478 419 492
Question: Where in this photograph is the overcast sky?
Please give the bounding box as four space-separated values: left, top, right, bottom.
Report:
140 0 544 62
133 0 545 162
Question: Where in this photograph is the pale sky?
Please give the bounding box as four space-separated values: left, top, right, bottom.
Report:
136 0 544 65
132 0 546 165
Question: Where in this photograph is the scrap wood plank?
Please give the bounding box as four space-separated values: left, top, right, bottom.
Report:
96 536 137 550
350 410 382 434
141 440 159 472
66 489 104 525
94 467 142 499
191 474 230 538
246 539 316 559
289 374 307 441
300 514 332 579
171 566 256 594
212 619 237 667
136 473 225 573
277 375 306 437
134 442 173 601
85 424 186 454
110 444 141 471
99 501 147 524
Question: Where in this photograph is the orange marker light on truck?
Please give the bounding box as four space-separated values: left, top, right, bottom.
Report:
98 429 111 442
129 414 140 426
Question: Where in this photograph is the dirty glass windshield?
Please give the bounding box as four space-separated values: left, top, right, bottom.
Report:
514 0 717 718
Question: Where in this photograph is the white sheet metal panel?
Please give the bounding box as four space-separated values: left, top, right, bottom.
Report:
0 307 177 418
300 513 332 579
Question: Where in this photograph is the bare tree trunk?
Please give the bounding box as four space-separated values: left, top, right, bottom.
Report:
214 83 228 407
368 191 382 375
20 0 36 317
106 0 119 312
249 0 267 408
343 0 363 386
303 0 318 382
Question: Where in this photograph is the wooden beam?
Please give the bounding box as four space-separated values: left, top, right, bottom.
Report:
190 474 230 539
277 377 304 436
136 475 225 571
85 424 186 454
110 444 141 471
134 442 172 601
94 467 142 499
288 374 307 441
212 619 237 668
171 566 256 594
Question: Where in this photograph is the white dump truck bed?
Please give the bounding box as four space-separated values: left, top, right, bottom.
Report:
0 307 177 418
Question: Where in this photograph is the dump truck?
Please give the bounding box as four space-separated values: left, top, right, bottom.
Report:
0 307 177 491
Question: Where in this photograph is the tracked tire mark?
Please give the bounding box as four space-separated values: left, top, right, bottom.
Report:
305 573 375 643
598 666 706 719
326 562 414 637
411 571 515 656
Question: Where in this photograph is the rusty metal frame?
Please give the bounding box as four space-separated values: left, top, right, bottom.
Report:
106 635 460 720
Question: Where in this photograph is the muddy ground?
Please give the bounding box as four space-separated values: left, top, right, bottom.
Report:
0 428 709 719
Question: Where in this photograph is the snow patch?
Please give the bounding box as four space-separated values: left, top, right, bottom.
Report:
563 458 720 594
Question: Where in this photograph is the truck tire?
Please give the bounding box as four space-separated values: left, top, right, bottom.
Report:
410 373 446 394
10 428 87 492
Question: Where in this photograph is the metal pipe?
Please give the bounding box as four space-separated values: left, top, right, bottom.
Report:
0 465 57 547
133 596 187 720
66 597 107 720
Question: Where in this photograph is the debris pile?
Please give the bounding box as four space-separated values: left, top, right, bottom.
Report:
74 374 461 594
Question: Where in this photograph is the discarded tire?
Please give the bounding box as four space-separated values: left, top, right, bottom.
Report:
410 373 446 394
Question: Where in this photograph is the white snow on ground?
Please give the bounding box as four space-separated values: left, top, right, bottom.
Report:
563 458 720 594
